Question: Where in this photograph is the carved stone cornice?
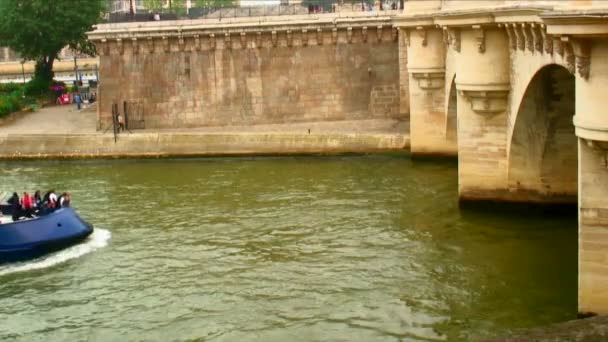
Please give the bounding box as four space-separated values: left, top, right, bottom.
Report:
416 27 427 47
161 36 169 53
472 26 485 53
99 39 109 56
512 23 524 51
410 69 445 90
553 37 563 56
286 30 293 47
116 38 124 55
580 138 608 169
376 25 384 43
540 26 553 54
131 38 138 54
209 34 216 50
145 37 154 54
317 28 323 45
503 24 516 50
271 31 278 47
574 116 608 144
88 16 394 52
256 31 262 48
563 40 575 74
530 23 542 53
96 27 403 54
193 34 201 51
568 38 591 80
224 33 231 49
541 10 608 37
177 36 185 52
447 28 460 52
576 55 590 80
521 23 533 52
403 29 410 46
458 88 509 115
240 32 247 49
301 29 308 46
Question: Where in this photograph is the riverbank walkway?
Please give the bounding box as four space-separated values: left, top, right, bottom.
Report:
0 105 409 158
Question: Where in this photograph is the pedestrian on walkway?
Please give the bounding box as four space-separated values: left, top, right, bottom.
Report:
74 92 82 110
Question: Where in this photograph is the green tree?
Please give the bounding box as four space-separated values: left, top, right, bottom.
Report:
0 0 104 85
194 0 236 7
143 0 164 11
172 0 187 16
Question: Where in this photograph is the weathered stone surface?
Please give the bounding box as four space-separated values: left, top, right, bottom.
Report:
89 16 404 131
0 132 408 159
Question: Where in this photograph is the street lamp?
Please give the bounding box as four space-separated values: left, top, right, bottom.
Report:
73 56 79 89
20 60 25 85
20 59 26 98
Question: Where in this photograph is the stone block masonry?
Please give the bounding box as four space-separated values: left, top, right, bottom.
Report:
89 15 405 131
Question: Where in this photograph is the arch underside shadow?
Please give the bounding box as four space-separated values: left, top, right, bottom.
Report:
446 75 457 144
508 64 576 203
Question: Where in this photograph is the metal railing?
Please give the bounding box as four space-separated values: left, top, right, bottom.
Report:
103 0 404 23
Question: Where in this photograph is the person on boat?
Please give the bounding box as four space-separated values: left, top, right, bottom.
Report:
43 189 58 212
7 192 20 221
20 192 34 218
34 190 42 207
58 192 71 208
33 190 43 215
7 192 19 207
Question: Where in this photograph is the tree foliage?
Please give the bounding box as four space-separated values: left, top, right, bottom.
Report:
194 0 236 7
143 0 164 11
0 0 104 82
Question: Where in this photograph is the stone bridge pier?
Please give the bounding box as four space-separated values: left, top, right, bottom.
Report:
397 1 608 315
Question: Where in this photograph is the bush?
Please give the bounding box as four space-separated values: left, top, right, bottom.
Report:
0 91 25 118
0 83 23 94
24 77 53 98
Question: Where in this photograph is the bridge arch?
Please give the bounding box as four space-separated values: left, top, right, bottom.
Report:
445 74 457 145
508 64 576 203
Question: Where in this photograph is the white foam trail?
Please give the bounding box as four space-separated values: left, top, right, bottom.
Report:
0 228 111 276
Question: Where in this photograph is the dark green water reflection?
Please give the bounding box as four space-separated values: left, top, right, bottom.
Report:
0 156 577 341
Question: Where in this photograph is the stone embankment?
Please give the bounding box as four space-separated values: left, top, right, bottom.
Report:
0 105 408 159
0 131 407 159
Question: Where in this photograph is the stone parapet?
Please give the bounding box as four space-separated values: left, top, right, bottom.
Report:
88 14 398 53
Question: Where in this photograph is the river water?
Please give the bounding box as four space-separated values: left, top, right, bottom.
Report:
0 156 577 341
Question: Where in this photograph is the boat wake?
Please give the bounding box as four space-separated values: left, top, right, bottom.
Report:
0 228 111 276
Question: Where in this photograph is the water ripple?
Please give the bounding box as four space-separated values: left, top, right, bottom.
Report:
0 157 578 341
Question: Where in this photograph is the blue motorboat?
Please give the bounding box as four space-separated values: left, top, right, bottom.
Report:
0 207 94 264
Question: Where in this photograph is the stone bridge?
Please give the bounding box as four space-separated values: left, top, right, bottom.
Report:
88 1 608 315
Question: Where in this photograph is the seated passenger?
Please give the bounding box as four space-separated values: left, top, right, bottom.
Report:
20 192 34 218
58 192 71 208
7 192 20 221
33 190 42 215
43 189 58 212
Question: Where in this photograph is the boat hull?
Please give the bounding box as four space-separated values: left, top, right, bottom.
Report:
0 208 93 264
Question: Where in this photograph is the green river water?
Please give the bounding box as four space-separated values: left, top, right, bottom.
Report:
0 156 577 341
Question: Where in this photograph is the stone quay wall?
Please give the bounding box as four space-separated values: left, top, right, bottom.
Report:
88 15 407 130
0 132 408 159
